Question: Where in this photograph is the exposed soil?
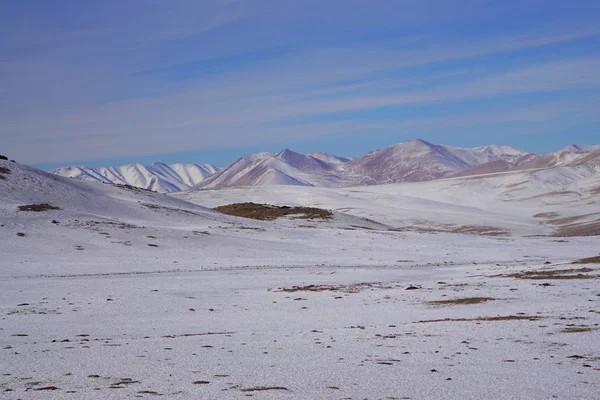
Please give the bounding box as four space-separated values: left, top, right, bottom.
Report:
572 256 600 264
141 203 198 216
18 203 61 212
0 166 10 180
277 282 393 293
240 386 288 392
115 184 153 193
561 327 596 333
428 297 495 305
500 267 597 280
214 202 332 221
553 221 600 237
416 315 541 323
547 213 600 226
533 212 559 218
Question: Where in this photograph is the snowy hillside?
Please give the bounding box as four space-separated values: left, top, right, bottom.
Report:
342 139 522 185
51 162 220 192
518 144 600 170
193 149 350 189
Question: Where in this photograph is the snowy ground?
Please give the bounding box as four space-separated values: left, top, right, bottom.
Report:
1 160 600 399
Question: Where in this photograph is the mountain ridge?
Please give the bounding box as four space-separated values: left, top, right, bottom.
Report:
50 140 599 191
51 162 220 193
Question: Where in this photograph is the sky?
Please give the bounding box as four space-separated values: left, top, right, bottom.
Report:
1 0 599 170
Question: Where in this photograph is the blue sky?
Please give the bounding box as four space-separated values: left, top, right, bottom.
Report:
1 0 599 170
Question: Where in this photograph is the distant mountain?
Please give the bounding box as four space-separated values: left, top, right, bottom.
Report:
518 144 600 170
51 162 220 192
471 145 530 163
342 139 528 185
308 152 350 165
447 144 600 178
193 150 348 189
193 139 531 190
51 140 599 191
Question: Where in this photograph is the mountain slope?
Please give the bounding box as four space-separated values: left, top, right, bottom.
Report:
51 162 220 192
1 159 230 226
193 140 533 190
518 144 600 170
343 139 529 184
193 149 349 189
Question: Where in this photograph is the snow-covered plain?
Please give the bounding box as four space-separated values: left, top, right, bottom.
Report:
2 159 600 399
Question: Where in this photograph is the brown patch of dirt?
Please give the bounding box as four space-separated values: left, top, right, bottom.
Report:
547 213 600 226
590 187 600 195
428 297 495 305
213 202 332 221
18 203 60 212
240 387 288 392
162 332 234 339
572 256 600 264
116 184 153 192
277 282 393 294
34 386 60 391
561 327 595 333
0 166 10 180
390 224 510 236
141 203 198 215
552 221 600 237
416 315 541 323
451 225 510 236
500 267 597 280
533 212 559 218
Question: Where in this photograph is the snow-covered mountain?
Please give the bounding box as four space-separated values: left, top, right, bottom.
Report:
51 162 220 192
193 149 348 189
193 139 532 190
518 144 600 170
440 143 600 179
342 139 528 185
50 140 599 191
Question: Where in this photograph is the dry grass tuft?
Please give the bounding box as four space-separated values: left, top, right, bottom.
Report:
553 221 600 237
428 297 495 305
278 282 392 294
18 203 60 212
533 212 559 218
416 315 541 323
214 202 332 221
116 184 153 192
561 327 594 333
499 267 597 280
142 203 198 215
572 256 600 264
240 386 288 392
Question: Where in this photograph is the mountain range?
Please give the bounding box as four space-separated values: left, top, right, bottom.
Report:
51 139 600 192
51 162 220 193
